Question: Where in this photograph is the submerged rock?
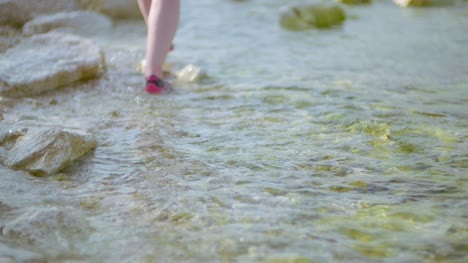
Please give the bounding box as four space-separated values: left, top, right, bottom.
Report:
23 11 112 36
280 5 346 31
0 26 23 53
2 127 97 176
2 207 92 257
0 201 12 214
139 60 173 76
0 243 45 263
339 0 372 4
0 32 105 97
99 0 141 19
393 0 456 7
0 0 32 27
394 0 426 6
0 128 24 162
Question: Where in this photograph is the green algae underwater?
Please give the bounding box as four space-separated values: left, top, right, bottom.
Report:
1 0 467 262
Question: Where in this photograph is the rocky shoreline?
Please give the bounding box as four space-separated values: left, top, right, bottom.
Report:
0 1 147 261
0 0 125 179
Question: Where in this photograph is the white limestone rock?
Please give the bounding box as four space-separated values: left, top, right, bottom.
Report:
23 11 112 36
1 207 93 257
0 32 105 97
394 0 425 6
177 64 205 83
2 127 97 176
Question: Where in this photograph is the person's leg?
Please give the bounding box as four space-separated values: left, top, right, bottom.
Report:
137 0 151 25
145 0 180 79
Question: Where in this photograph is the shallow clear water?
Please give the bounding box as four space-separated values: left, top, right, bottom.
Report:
2 0 468 262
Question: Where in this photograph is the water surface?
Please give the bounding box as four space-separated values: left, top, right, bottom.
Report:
2 0 468 262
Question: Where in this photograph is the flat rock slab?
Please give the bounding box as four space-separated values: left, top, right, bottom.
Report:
23 11 112 36
0 32 105 97
1 126 97 176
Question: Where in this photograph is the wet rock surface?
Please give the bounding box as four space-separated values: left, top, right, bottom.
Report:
0 201 12 215
1 0 140 23
14 0 80 16
280 4 346 31
2 207 92 257
394 0 428 6
176 64 205 83
339 0 372 4
23 11 112 36
99 0 141 19
0 26 23 53
0 125 97 176
0 1 32 27
393 0 462 7
71 0 143 19
0 32 105 97
0 243 45 263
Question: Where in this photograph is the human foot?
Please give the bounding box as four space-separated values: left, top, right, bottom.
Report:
145 75 166 94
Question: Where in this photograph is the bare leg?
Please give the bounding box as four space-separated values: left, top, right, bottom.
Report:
137 0 151 25
144 0 180 78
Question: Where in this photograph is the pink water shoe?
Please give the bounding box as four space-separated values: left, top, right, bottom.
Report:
145 75 166 94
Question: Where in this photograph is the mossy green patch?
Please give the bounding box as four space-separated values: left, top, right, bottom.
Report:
352 244 394 259
170 212 193 224
264 256 316 263
342 228 376 242
264 187 287 196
